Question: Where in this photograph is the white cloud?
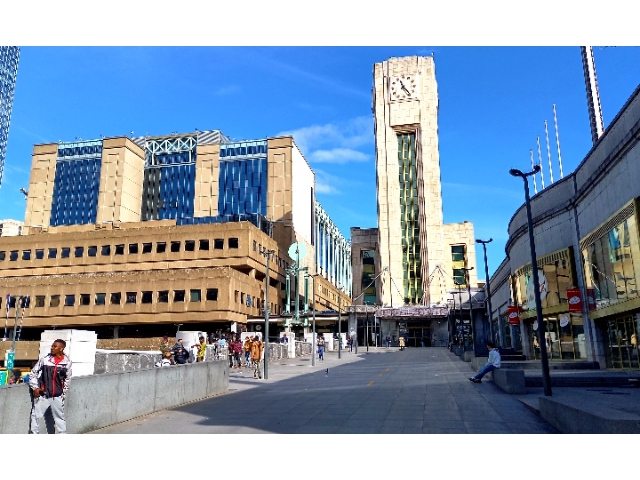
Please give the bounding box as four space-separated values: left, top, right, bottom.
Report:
278 116 373 164
315 169 346 195
213 85 240 95
309 148 369 164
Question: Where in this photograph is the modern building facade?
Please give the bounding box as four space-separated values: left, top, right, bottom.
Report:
0 46 20 188
2 130 351 349
490 83 640 369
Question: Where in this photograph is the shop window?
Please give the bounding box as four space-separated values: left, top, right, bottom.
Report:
206 288 218 301
158 290 169 303
80 294 91 306
101 245 111 256
110 292 121 305
174 290 185 302
142 243 152 254
35 296 45 307
129 243 139 254
10 250 18 261
229 238 239 249
126 292 137 304
199 239 209 251
0 251 5 261
75 246 84 258
156 242 166 253
190 289 201 302
171 241 181 253
22 250 31 260
64 294 75 307
48 248 57 259
115 244 125 255
88 246 97 257
95 293 106 305
141 291 153 303
185 240 195 252
50 295 60 307
214 239 224 250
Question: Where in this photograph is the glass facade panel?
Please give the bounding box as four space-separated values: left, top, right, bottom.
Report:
582 215 640 310
50 141 103 226
397 133 421 303
218 152 267 217
0 46 20 187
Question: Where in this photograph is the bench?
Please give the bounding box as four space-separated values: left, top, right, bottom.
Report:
490 368 526 394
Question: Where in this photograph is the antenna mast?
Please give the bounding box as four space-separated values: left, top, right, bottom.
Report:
553 104 564 178
544 120 554 184
536 136 545 189
581 46 605 145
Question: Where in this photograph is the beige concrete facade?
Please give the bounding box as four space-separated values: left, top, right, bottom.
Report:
194 143 220 218
23 143 57 232
96 137 145 224
373 56 476 307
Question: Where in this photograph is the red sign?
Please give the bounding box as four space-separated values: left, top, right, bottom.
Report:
507 306 520 325
567 288 582 312
586 288 596 311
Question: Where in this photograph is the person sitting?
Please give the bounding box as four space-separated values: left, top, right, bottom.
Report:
8 368 23 384
155 351 175 367
469 341 501 383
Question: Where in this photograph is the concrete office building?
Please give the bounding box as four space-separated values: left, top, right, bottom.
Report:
489 83 640 369
0 131 351 353
0 46 20 188
348 56 479 348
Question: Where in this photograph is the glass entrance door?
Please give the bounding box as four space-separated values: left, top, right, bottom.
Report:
606 315 640 369
407 325 430 347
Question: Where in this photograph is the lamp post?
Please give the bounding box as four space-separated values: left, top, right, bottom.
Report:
461 267 475 354
510 165 552 396
476 238 494 344
306 273 320 367
262 249 276 380
338 285 342 359
365 302 369 353
6 295 24 371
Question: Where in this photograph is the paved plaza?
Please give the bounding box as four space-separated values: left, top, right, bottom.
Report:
91 347 557 434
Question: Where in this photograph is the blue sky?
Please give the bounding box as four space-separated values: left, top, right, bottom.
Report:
1 46 640 277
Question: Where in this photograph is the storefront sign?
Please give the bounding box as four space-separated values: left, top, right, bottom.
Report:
567 288 582 312
376 307 448 318
559 314 570 328
586 288 596 311
507 306 520 325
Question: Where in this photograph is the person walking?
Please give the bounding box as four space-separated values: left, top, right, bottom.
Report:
250 336 265 379
398 336 406 351
317 335 325 361
244 336 252 367
386 335 391 348
469 341 501 383
195 336 207 362
28 339 73 434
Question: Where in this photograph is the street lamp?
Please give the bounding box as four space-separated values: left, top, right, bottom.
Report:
461 267 475 354
261 249 276 380
338 284 343 359
306 272 320 367
509 165 552 396
476 238 494 344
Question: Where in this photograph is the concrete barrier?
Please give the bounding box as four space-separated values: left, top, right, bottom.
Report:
462 351 475 362
0 360 228 434
491 369 526 394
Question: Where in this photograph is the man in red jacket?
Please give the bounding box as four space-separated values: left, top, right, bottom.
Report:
29 339 73 434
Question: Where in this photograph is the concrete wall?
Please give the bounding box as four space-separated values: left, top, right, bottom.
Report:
0 360 228 434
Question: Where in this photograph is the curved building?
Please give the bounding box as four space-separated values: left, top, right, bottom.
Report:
490 84 640 369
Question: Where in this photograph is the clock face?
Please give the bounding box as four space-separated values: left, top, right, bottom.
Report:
389 74 418 101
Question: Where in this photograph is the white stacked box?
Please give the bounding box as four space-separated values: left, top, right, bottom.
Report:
39 329 97 377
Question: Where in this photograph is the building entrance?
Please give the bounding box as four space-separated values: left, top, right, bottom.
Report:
605 315 640 369
401 322 431 347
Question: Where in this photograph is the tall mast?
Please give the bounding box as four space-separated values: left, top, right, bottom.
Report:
553 104 564 178
581 46 605 145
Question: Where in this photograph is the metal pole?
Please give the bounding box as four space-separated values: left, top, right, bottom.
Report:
312 274 316 367
338 287 342 359
466 269 475 355
366 303 369 353
510 167 552 396
263 249 275 380
477 239 494 344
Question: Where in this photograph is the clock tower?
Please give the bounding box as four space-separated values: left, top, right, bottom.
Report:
373 55 477 308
